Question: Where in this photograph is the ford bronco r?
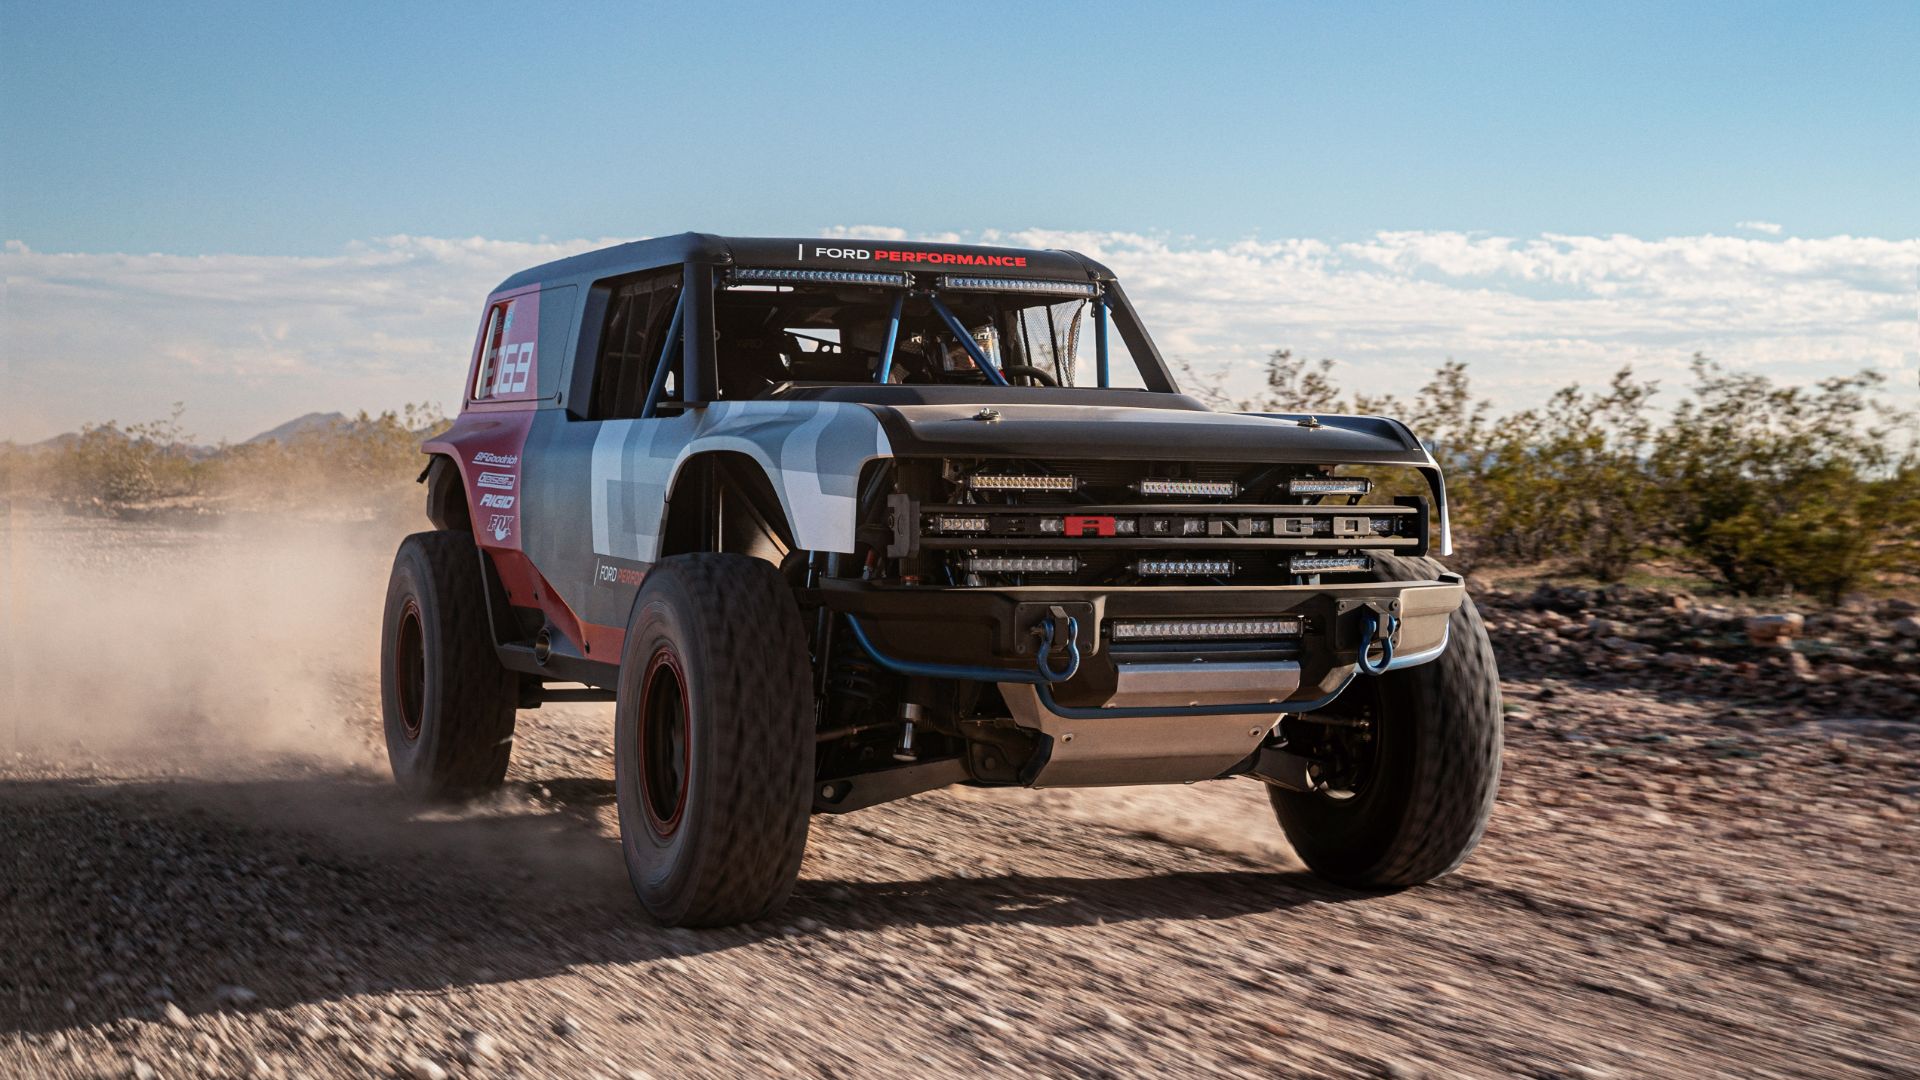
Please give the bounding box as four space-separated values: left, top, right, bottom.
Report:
381 233 1502 927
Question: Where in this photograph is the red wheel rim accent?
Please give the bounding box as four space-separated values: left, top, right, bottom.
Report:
394 598 426 741
638 647 691 837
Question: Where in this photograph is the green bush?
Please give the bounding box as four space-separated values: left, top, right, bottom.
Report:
1181 348 1918 599
1649 357 1914 601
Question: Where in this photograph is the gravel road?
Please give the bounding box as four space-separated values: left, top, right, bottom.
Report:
2 515 1915 1079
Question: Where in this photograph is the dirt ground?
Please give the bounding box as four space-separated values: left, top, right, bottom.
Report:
1 512 1915 1079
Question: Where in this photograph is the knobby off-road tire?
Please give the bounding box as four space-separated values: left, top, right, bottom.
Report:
1269 553 1503 887
614 553 814 927
380 531 519 799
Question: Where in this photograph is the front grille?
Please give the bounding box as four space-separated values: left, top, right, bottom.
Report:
890 458 1424 587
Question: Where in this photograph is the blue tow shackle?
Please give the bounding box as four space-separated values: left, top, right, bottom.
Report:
1356 609 1400 676
1034 613 1083 683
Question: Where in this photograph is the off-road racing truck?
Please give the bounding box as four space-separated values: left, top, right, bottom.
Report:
381 233 1502 927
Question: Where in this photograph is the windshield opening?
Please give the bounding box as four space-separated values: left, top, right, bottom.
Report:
712 278 1146 398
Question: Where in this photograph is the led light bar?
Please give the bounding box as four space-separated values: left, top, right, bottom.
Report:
1112 617 1305 641
1135 558 1236 577
1289 554 1373 575
963 555 1081 574
931 515 989 532
967 473 1077 493
937 275 1100 297
730 268 913 288
1134 478 1238 498
1288 476 1373 497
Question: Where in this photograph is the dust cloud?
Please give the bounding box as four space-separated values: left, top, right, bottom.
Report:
0 509 401 774
0 505 1290 871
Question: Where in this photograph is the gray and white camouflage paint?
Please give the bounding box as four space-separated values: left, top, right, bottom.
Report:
589 401 892 561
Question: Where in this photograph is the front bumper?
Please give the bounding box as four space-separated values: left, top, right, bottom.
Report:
808 576 1464 708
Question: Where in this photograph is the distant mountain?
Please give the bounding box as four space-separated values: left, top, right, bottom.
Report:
30 431 83 451
242 411 348 445
14 409 433 455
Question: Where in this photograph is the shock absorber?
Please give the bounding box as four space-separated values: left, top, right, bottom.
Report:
826 616 885 714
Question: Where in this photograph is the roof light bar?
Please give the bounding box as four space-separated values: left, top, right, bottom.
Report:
1112 617 1304 641
1135 478 1238 499
1290 554 1373 575
967 474 1077 493
930 515 989 533
963 555 1081 575
730 268 913 288
1135 558 1236 577
937 275 1100 297
1288 477 1373 497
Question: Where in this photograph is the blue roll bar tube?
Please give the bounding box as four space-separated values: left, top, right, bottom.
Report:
874 291 904 384
1094 291 1110 388
639 293 686 419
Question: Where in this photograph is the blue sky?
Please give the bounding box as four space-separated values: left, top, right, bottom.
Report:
2 2 1916 442
4 1 1916 254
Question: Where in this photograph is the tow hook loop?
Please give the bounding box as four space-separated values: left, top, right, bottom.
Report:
1356 609 1400 676
1034 608 1083 683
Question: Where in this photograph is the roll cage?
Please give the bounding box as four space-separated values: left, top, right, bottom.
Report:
516 234 1180 420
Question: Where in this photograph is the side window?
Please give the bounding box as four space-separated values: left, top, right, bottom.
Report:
471 302 509 400
587 269 683 419
471 295 539 401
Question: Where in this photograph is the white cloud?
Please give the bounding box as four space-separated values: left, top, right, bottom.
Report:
1736 220 1785 235
3 228 1916 443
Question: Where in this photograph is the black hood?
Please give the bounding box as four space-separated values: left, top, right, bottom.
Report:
762 384 1428 465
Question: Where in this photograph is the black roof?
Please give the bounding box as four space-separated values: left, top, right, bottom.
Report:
492 232 1114 295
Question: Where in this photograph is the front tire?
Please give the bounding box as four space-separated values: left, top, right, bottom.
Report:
614 554 814 926
1268 554 1502 887
380 531 518 799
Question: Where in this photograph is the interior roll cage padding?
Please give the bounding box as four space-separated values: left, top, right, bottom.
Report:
926 293 1010 387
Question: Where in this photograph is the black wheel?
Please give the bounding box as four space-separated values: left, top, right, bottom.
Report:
614 553 814 926
379 531 518 799
1268 553 1502 887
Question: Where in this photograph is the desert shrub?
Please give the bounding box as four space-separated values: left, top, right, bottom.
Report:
211 403 448 513
48 405 205 511
1180 348 1915 597
1650 357 1916 601
17 402 447 520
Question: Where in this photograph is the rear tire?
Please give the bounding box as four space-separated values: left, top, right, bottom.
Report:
380 531 518 799
1268 554 1502 887
614 553 814 927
